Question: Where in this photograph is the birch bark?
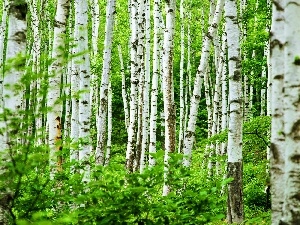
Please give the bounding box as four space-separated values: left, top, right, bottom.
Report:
47 0 70 179
0 1 27 223
70 1 80 167
261 45 268 116
75 0 92 182
183 0 224 167
140 0 150 173
105 81 112 166
280 0 300 223
0 0 9 131
91 0 100 56
96 0 116 165
90 0 100 133
149 0 162 167
134 0 146 172
178 0 185 154
213 32 226 174
162 0 176 196
118 45 129 130
221 38 228 155
126 0 139 171
29 0 42 141
0 0 9 71
225 0 244 222
269 1 284 223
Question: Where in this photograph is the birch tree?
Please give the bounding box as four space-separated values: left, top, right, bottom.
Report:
162 0 176 196
178 0 185 154
213 32 226 174
118 45 129 129
91 0 100 56
149 0 162 167
183 0 224 167
70 0 80 168
280 1 300 223
0 0 9 75
225 0 244 222
105 81 112 166
90 0 100 130
134 0 146 172
269 1 285 223
140 0 150 172
96 0 116 166
126 0 139 171
73 0 92 182
0 1 27 223
221 37 228 155
0 0 9 136
28 0 43 144
47 0 70 179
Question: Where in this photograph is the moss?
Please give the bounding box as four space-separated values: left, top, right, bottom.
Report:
294 56 300 65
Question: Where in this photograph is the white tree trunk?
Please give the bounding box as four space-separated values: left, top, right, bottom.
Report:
178 0 185 154
182 0 224 167
118 45 129 130
140 0 150 173
96 0 116 166
74 0 92 182
47 0 70 179
213 32 226 174
0 0 9 70
280 1 300 224
149 0 163 167
134 0 146 172
126 0 139 171
185 12 191 144
162 0 176 196
0 0 9 126
64 7 73 142
105 81 112 166
29 0 42 139
269 1 285 223
205 68 214 174
261 45 268 116
91 0 100 56
70 4 80 168
225 0 244 223
221 39 228 156
0 1 27 224
90 0 100 133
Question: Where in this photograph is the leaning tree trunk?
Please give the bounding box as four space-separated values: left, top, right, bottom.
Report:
47 0 70 179
182 0 224 167
225 0 244 223
280 1 300 224
0 1 27 224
